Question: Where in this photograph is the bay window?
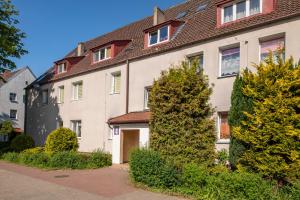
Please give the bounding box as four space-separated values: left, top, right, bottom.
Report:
220 47 240 77
149 26 169 46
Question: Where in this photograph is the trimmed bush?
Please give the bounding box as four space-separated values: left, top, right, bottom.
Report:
129 148 179 188
10 134 35 152
45 128 78 154
149 61 216 167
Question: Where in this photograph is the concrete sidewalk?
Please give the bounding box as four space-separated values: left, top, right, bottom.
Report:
0 161 184 200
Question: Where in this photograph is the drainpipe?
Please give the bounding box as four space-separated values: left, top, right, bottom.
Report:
125 59 130 114
24 88 28 135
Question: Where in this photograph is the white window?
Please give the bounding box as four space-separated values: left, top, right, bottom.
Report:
10 109 17 120
58 86 64 103
148 26 169 46
217 112 230 141
42 89 48 104
93 46 112 63
71 120 81 138
111 72 121 94
9 93 17 102
188 53 204 70
222 0 262 24
144 87 151 110
58 63 67 74
260 37 285 62
72 81 83 100
220 47 240 77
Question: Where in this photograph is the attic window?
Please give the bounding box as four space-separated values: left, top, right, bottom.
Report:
93 46 112 63
58 63 66 74
176 11 187 19
196 4 207 12
148 26 169 46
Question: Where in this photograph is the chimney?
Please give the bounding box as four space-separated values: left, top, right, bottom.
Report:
153 6 166 26
77 42 84 56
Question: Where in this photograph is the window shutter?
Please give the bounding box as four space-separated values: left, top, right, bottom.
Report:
78 83 83 99
114 75 121 93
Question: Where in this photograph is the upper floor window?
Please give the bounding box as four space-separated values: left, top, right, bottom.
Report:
148 26 169 46
42 89 48 104
111 72 121 94
10 109 17 120
220 47 240 77
58 63 67 74
93 46 112 63
9 93 17 102
71 120 81 138
222 0 261 24
58 86 64 103
144 87 151 110
218 112 230 141
260 37 285 62
188 53 204 70
72 81 83 100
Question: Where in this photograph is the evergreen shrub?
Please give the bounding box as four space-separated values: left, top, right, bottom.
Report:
10 134 34 152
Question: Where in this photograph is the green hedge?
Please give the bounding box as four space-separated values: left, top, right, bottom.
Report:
129 148 300 200
1 149 112 169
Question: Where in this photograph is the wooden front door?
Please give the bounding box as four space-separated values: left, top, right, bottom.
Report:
121 130 139 163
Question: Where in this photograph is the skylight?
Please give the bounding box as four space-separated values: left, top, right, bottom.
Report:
176 11 188 19
196 4 207 12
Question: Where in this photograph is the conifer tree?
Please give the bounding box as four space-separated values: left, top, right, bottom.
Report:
233 55 300 183
149 61 216 167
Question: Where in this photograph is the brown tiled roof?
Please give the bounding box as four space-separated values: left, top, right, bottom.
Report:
36 0 300 84
108 111 151 125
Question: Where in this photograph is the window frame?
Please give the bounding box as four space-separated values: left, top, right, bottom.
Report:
187 53 204 70
259 36 285 62
72 81 83 101
144 87 152 110
93 46 112 63
219 45 240 78
58 85 65 104
9 109 17 120
57 63 67 74
42 89 49 105
148 25 170 47
111 72 121 94
9 92 17 102
71 120 82 138
221 0 262 24
217 112 230 143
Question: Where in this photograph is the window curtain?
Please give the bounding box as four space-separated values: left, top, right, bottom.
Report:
260 38 285 61
221 47 240 76
114 75 121 93
224 6 233 23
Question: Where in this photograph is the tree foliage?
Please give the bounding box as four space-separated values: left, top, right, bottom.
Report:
233 55 300 183
0 120 13 135
149 61 216 167
0 0 27 72
228 75 252 169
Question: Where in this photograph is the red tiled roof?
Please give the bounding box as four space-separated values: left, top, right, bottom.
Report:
108 111 151 125
35 0 300 84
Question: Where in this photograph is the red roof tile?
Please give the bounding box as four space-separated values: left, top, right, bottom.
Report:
108 111 151 125
34 0 300 84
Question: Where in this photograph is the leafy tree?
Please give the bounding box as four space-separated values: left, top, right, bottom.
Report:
228 75 253 169
233 55 300 183
149 61 216 167
0 0 27 72
0 120 13 136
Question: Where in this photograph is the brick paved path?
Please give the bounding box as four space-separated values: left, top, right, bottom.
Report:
0 161 184 200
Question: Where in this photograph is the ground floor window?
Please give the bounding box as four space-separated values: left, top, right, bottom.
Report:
71 120 81 138
10 109 17 120
218 112 230 140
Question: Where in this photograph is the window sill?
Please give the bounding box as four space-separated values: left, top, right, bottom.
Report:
10 100 18 103
110 92 120 95
217 74 237 79
216 139 230 144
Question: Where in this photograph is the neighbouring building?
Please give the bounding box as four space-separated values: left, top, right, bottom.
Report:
0 67 36 140
25 0 300 164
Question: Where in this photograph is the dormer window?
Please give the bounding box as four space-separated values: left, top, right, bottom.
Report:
58 63 66 74
221 0 262 24
93 46 112 63
148 26 169 46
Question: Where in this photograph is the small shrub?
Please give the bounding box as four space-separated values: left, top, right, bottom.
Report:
10 134 35 152
2 152 19 162
129 148 179 188
181 163 207 189
49 151 86 169
45 128 78 154
86 150 112 168
22 147 44 154
217 149 229 165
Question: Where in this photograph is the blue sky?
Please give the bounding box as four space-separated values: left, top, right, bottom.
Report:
12 0 184 77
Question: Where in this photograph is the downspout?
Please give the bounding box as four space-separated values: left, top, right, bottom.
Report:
125 59 130 114
24 88 28 135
